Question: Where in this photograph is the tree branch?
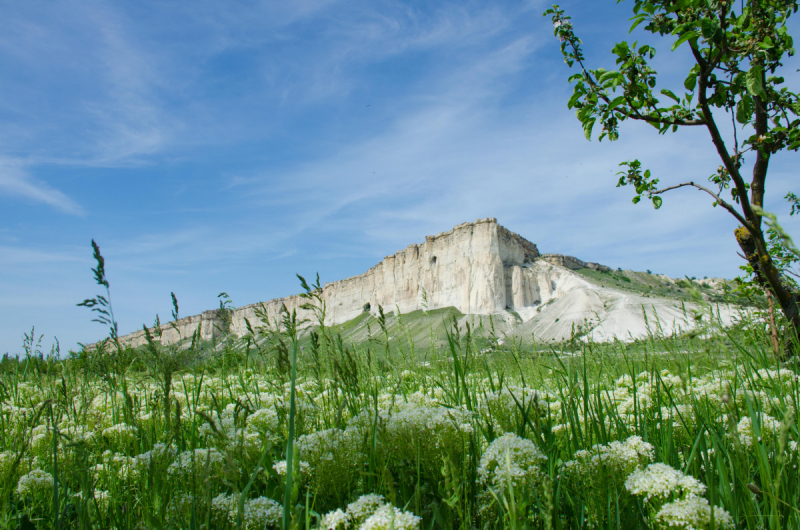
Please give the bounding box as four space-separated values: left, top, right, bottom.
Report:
751 89 770 219
628 112 705 127
690 43 757 225
651 181 751 228
569 36 705 128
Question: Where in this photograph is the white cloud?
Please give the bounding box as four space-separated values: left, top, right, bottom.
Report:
0 2 176 168
0 158 85 215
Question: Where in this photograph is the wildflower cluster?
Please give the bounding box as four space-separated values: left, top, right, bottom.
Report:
211 493 282 529
16 469 54 498
625 463 732 529
563 436 654 526
655 495 733 530
625 463 706 502
478 433 547 490
319 494 421 530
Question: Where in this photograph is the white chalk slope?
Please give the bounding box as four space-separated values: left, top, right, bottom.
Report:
496 261 739 342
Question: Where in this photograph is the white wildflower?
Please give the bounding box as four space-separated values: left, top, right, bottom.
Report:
359 504 421 530
243 496 282 529
103 423 138 447
135 443 175 470
735 415 782 448
625 463 706 502
248 408 280 435
16 469 53 497
321 508 350 530
346 494 386 525
296 428 365 494
211 493 238 523
211 489 281 528
168 448 224 479
563 436 654 528
478 433 547 490
656 496 733 529
30 425 51 456
564 436 654 480
0 451 17 481
272 459 310 477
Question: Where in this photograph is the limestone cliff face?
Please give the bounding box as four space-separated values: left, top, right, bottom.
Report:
111 218 603 348
322 218 539 323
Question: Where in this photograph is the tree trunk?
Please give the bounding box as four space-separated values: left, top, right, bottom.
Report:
735 226 800 358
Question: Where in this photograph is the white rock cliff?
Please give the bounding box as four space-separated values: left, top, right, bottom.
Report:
107 218 736 348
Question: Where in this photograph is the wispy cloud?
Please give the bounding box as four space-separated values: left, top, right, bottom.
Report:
0 158 85 215
0 2 176 169
82 4 175 164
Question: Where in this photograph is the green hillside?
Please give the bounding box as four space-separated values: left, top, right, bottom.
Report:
573 267 739 304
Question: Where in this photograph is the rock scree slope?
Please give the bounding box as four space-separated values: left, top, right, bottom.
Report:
107 218 740 347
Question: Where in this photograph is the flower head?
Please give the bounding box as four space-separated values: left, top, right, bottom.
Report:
321 508 350 530
478 433 547 490
17 469 54 498
346 494 386 525
625 463 706 502
656 496 733 529
360 504 421 530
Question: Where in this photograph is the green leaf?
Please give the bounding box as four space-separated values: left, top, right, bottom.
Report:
746 65 767 99
684 74 697 92
597 70 620 84
671 31 698 51
736 96 753 124
583 119 596 140
612 42 631 55
660 89 680 102
632 195 641 204
608 95 626 110
567 91 582 109
628 14 647 33
700 18 719 39
652 196 663 209
577 105 594 121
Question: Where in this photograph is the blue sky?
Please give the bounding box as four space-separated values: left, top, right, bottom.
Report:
1 0 798 356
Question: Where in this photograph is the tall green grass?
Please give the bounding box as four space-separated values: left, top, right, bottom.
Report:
2 263 799 529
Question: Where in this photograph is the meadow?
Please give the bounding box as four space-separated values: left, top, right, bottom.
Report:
1 283 798 530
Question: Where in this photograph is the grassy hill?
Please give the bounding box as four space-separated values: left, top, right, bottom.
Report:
573 267 740 304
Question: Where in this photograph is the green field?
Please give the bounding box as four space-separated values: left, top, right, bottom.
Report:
1 298 798 530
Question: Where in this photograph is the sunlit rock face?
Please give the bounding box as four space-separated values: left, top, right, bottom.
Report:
109 217 736 348
322 218 541 323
